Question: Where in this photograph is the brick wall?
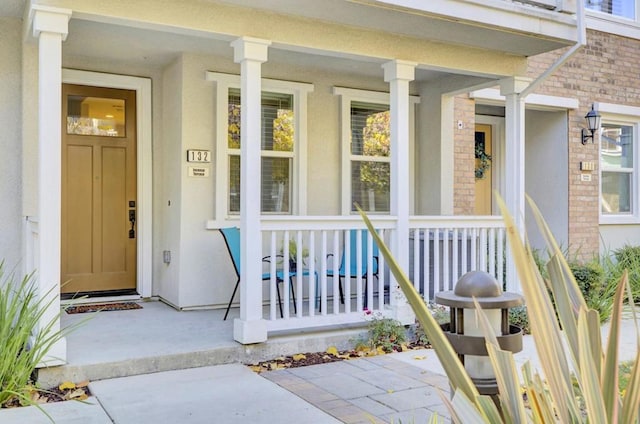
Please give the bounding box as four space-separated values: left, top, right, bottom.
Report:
452 30 640 258
453 95 476 215
526 30 640 258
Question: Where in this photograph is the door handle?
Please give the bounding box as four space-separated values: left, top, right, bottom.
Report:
129 209 136 239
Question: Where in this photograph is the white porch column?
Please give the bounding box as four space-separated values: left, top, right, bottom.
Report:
231 37 271 344
383 60 416 324
32 5 72 365
500 77 530 293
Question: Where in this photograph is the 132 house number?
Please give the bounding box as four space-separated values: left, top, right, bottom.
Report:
186 150 211 163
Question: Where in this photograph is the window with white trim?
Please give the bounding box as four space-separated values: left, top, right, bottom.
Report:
228 89 295 213
334 87 417 215
586 0 635 20
600 121 636 217
206 72 313 219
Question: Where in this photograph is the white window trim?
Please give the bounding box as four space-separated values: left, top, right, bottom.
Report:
205 72 313 224
586 2 640 39
333 87 419 215
597 102 640 224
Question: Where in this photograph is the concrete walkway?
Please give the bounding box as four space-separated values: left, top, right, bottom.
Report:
0 353 451 424
2 311 637 424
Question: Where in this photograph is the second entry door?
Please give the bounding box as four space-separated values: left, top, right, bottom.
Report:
61 84 137 294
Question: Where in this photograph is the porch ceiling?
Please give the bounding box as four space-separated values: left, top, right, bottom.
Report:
214 0 578 56
62 19 459 84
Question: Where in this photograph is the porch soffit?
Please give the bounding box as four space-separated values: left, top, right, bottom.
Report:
33 0 533 80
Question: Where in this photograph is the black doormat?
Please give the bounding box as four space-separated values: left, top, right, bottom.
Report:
65 302 143 314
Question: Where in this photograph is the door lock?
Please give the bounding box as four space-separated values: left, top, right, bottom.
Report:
128 209 136 239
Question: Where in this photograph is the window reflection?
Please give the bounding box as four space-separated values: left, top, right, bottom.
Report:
67 95 125 137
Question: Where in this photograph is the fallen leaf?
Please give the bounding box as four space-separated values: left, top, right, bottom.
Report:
76 380 90 388
58 381 76 391
326 346 339 356
413 355 426 360
387 389 394 394
292 353 306 361
400 344 408 352
249 365 263 373
65 389 88 401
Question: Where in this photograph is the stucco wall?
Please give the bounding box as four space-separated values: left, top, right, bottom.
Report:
600 226 640 255
169 52 395 308
525 109 569 251
0 18 23 271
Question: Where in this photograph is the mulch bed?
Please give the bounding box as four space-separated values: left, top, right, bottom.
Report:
2 382 91 408
247 341 431 372
65 302 142 314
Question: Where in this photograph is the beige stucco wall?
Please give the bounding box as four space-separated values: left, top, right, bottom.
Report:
165 51 397 308
0 17 23 270
525 109 569 251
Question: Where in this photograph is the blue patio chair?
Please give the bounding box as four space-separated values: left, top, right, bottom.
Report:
326 229 379 306
220 227 315 320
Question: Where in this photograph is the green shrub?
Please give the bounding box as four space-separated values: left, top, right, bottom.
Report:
363 313 407 353
613 244 640 301
508 305 530 335
0 262 85 411
567 259 616 322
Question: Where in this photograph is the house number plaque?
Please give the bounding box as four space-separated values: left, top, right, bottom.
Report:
186 149 211 163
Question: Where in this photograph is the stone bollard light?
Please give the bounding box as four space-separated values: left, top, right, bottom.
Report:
434 270 524 396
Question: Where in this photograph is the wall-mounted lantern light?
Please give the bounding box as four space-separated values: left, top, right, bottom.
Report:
582 104 601 145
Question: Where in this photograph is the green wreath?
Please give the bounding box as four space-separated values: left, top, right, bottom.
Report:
475 143 492 180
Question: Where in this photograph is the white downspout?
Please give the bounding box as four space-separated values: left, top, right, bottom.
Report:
520 1 587 98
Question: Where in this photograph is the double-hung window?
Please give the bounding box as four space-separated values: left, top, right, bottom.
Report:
600 122 635 216
206 72 313 219
598 104 640 223
334 87 417 215
228 89 295 213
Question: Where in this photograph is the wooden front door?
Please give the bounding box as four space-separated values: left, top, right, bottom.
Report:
474 124 493 215
61 84 137 294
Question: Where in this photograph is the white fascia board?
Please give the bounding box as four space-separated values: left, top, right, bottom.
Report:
470 88 579 111
595 102 640 118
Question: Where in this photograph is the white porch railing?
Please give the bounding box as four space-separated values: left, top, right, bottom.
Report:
261 217 395 331
409 216 507 303
258 215 508 332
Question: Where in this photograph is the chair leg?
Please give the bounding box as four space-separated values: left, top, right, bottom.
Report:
289 277 297 314
276 281 284 318
364 278 368 309
223 278 240 321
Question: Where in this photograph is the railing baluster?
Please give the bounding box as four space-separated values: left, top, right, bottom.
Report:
423 227 430 301
377 228 385 310
461 228 468 276
332 230 340 315
470 228 478 271
433 229 440 295
295 230 303 317
412 228 420 294
269 231 277 320
488 227 496 280
442 229 450 292
479 228 487 272
283 230 290 319
497 228 505 289
308 231 316 317
321 230 328 316
452 228 459 290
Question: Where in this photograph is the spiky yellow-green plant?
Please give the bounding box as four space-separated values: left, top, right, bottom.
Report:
358 195 640 423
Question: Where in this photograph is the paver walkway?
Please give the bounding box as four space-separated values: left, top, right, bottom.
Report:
261 352 452 424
